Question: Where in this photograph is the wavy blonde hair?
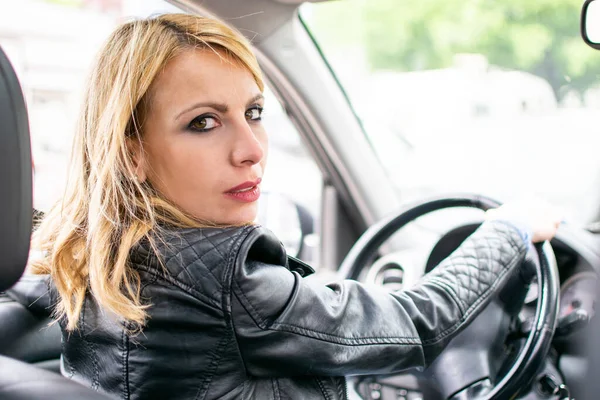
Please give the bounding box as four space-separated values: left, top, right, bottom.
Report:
30 14 264 331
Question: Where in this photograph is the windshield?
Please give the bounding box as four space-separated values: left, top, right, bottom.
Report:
302 0 600 225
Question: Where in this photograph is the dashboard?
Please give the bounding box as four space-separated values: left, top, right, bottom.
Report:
557 271 596 319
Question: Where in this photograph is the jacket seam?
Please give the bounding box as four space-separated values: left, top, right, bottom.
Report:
336 377 347 400
316 378 332 400
493 224 527 256
64 330 76 379
195 333 231 400
232 279 267 327
137 266 160 306
271 379 281 400
223 226 261 379
426 277 464 314
489 221 527 250
121 329 130 400
422 253 520 346
120 272 159 399
264 322 422 345
90 340 100 390
222 225 257 307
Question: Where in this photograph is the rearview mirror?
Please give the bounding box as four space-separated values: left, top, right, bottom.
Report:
582 0 600 49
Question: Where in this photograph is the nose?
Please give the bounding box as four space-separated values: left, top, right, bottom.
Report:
230 120 264 167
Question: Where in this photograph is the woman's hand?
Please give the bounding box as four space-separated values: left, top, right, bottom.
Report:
485 198 563 243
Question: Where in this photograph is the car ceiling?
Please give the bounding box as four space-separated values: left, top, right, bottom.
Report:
274 0 332 4
170 0 328 43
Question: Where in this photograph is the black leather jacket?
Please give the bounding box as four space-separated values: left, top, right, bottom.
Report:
10 221 526 399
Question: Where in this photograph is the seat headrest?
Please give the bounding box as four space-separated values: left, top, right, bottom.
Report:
0 46 33 292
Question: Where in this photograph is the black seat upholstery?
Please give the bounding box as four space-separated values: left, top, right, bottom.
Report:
0 292 61 370
0 40 32 295
0 45 109 400
0 274 62 372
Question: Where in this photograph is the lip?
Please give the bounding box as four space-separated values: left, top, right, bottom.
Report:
225 178 262 193
224 178 262 203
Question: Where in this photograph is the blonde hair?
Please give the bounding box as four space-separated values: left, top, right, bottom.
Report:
30 14 264 331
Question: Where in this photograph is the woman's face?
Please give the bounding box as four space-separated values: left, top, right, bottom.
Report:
139 49 267 225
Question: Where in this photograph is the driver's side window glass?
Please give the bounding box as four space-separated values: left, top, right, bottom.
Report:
258 86 323 267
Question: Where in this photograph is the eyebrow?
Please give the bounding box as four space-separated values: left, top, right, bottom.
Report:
175 93 265 121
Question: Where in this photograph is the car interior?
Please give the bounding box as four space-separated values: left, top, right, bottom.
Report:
1 0 600 399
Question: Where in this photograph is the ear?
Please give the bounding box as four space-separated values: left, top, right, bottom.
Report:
126 138 147 184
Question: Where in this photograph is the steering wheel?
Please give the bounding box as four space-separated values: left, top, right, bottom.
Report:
339 194 561 399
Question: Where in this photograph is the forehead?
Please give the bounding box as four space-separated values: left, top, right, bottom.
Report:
149 49 260 111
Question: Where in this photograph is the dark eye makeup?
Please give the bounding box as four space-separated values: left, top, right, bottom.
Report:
245 105 263 121
187 113 219 132
187 106 264 133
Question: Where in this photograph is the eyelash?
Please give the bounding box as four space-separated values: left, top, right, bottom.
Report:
187 114 219 132
246 105 264 121
187 106 264 133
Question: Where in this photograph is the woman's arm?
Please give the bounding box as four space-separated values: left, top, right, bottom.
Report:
230 221 527 378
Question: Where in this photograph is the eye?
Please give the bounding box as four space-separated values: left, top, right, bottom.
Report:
188 115 220 132
245 106 263 121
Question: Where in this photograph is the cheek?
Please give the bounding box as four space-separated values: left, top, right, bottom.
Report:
146 137 215 188
169 143 216 181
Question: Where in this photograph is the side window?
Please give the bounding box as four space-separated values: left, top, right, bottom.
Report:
258 86 323 266
0 0 324 268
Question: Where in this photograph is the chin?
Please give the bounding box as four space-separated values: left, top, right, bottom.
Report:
221 207 258 227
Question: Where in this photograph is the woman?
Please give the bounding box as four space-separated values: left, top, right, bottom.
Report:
14 13 561 400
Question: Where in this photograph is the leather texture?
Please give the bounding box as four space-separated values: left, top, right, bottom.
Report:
0 288 60 368
0 354 109 400
8 221 526 400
